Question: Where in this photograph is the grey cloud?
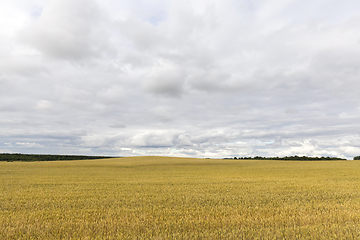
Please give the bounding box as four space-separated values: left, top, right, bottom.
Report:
96 86 125 105
174 134 193 147
1 58 46 76
18 0 113 60
2 0 360 159
309 49 360 95
117 18 164 51
143 60 185 97
80 134 115 148
109 123 126 129
187 69 230 92
151 107 174 122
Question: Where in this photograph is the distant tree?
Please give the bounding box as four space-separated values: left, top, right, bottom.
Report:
0 153 116 162
354 156 360 160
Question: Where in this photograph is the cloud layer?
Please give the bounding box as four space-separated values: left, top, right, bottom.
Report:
1 0 360 159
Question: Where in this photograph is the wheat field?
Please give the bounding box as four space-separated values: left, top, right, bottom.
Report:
1 156 360 239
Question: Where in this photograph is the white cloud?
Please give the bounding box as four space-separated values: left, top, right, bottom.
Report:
15 142 44 148
18 0 113 60
1 0 360 159
128 130 179 147
36 100 53 110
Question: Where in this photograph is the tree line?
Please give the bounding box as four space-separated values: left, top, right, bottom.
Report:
226 156 347 161
2 153 358 161
0 153 117 162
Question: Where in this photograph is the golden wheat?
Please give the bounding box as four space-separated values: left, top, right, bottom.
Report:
1 157 360 239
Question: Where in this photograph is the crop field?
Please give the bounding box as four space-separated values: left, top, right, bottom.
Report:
1 157 360 239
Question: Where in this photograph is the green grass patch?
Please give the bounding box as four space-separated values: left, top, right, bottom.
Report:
1 156 360 239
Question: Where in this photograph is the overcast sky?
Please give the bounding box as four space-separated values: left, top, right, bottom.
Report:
1 0 360 159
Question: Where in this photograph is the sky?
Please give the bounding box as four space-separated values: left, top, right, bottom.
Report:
1 0 360 159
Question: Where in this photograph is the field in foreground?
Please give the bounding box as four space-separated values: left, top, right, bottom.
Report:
1 157 360 239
